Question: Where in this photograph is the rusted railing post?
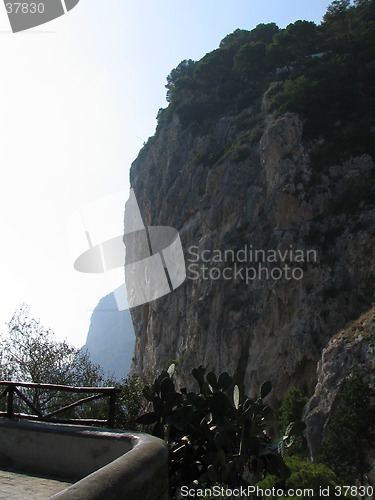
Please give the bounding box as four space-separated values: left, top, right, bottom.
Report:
7 384 15 419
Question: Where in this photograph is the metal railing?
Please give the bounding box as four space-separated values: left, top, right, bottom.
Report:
0 381 121 428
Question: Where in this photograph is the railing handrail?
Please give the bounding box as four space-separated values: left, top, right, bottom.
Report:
0 381 121 394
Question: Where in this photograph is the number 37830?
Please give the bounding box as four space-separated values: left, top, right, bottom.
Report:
5 3 45 14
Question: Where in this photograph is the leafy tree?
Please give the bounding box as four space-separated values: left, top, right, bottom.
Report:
0 305 103 386
350 0 375 56
249 23 279 44
166 59 197 103
0 305 150 429
219 28 253 52
319 372 375 483
272 21 320 61
323 0 354 53
234 42 267 81
265 42 294 70
193 49 233 87
0 305 106 418
325 0 351 18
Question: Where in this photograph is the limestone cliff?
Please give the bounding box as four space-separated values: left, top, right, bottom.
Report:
123 6 375 482
129 107 375 410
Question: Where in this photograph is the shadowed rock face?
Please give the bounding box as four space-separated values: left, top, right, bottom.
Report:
304 306 375 481
128 108 375 411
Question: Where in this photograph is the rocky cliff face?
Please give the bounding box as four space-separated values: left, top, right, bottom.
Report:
304 305 375 481
129 108 375 410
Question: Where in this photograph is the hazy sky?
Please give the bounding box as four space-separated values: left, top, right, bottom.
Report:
0 0 331 347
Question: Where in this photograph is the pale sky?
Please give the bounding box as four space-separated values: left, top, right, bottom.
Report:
0 0 331 347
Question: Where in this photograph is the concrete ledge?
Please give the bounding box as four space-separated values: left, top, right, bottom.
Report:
51 434 168 500
0 419 169 500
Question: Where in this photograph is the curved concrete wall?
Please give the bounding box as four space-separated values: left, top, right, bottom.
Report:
0 419 168 500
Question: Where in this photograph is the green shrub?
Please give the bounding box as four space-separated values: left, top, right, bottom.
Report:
279 387 308 433
256 456 350 499
113 374 149 431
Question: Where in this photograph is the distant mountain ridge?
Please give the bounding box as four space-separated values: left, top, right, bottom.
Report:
83 292 135 380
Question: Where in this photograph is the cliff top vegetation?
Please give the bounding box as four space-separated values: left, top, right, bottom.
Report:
155 0 375 165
